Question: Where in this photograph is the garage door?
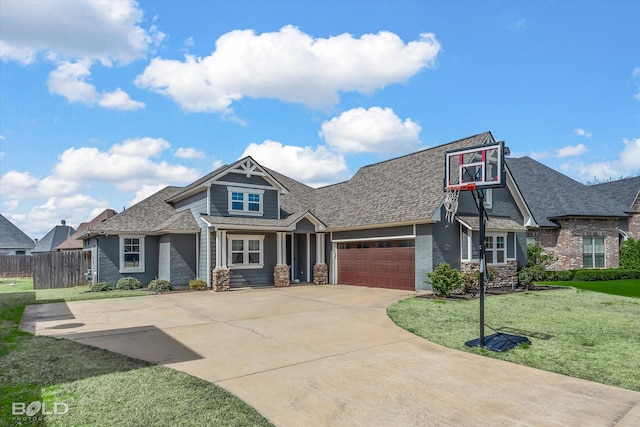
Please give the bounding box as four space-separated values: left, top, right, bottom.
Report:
337 240 415 290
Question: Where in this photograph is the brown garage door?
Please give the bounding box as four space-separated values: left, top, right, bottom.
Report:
337 240 415 290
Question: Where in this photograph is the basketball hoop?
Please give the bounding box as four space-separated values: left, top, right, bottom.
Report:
444 183 475 223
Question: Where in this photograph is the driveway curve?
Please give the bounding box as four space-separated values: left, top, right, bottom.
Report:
22 285 640 426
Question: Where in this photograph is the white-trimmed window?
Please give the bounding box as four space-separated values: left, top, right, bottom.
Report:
119 235 145 273
483 189 493 209
461 226 472 261
228 187 264 215
583 237 605 268
228 235 264 269
485 234 507 265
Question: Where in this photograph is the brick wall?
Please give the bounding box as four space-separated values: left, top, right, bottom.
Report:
528 218 620 270
628 196 640 240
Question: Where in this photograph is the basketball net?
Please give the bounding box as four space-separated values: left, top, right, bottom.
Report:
444 187 460 223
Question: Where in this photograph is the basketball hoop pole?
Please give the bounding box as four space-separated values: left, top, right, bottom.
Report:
478 189 486 347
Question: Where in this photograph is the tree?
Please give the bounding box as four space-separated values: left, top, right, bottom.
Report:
518 243 554 287
620 238 640 269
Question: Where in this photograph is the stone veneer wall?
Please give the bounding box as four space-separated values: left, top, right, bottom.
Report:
212 266 230 292
273 265 290 287
461 261 518 288
313 263 328 285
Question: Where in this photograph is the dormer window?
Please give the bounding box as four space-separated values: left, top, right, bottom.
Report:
228 187 264 216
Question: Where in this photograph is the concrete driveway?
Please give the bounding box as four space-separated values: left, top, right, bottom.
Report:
21 285 640 426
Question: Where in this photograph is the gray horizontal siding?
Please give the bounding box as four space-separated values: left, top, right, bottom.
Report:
229 233 276 287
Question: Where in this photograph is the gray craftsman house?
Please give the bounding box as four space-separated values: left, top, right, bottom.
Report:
83 132 534 291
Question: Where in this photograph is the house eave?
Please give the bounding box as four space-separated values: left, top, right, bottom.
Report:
326 219 433 233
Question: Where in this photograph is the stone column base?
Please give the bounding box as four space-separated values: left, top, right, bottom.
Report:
313 263 328 285
212 266 230 292
274 264 290 287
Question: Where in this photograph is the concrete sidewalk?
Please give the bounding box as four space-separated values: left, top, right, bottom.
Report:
21 285 640 426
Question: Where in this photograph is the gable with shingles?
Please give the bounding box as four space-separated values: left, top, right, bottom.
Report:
0 213 35 249
506 157 629 227
314 132 494 229
591 176 640 212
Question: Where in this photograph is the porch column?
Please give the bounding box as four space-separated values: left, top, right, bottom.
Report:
274 232 290 287
313 233 328 285
212 230 229 292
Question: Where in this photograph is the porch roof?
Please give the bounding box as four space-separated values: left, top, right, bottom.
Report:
457 216 526 232
201 211 326 231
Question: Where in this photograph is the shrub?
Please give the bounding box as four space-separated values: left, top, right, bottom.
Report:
189 278 207 291
90 281 111 292
148 279 173 292
116 276 142 290
427 263 463 298
621 238 640 269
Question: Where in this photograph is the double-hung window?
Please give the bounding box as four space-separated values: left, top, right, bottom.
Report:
228 187 264 215
583 237 605 268
119 235 145 273
484 234 506 265
228 235 264 268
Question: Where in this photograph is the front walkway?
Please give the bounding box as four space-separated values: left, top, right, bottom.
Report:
21 285 640 426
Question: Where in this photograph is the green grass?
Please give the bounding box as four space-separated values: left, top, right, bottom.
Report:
539 279 640 298
388 288 640 392
0 278 272 427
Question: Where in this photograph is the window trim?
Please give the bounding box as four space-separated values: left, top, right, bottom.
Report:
227 187 264 216
227 234 265 269
119 235 145 273
484 233 507 265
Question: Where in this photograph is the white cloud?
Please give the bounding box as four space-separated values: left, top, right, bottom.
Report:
320 107 421 154
242 140 348 187
556 143 588 158
175 147 206 159
570 137 640 181
24 195 110 238
529 151 551 160
1 137 200 203
0 0 163 65
212 160 224 170
47 60 145 109
47 60 99 104
98 88 145 111
136 26 441 112
128 184 168 206
574 128 592 138
508 19 527 31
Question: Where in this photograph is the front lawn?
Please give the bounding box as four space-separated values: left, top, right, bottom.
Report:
0 278 272 427
388 288 640 391
539 279 640 298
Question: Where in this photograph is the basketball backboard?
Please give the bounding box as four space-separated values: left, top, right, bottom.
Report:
444 141 506 190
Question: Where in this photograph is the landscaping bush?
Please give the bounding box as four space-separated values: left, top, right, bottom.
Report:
519 243 555 286
541 270 574 281
427 263 463 297
116 276 142 290
621 238 640 269
189 278 207 291
148 279 173 292
90 281 111 292
539 268 640 282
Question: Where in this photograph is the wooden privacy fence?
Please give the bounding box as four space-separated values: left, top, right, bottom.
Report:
33 251 89 289
0 255 33 278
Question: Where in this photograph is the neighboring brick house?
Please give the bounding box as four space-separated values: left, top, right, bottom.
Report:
82 132 533 291
592 177 640 241
507 157 633 270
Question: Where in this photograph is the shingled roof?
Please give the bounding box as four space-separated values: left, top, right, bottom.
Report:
56 209 117 250
33 222 75 253
591 176 640 212
0 213 35 250
314 132 494 229
506 157 629 227
89 187 198 235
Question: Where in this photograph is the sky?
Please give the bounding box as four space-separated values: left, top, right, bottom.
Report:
1 0 639 239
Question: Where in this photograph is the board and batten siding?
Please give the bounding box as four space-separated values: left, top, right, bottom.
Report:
173 190 209 281
415 224 433 291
